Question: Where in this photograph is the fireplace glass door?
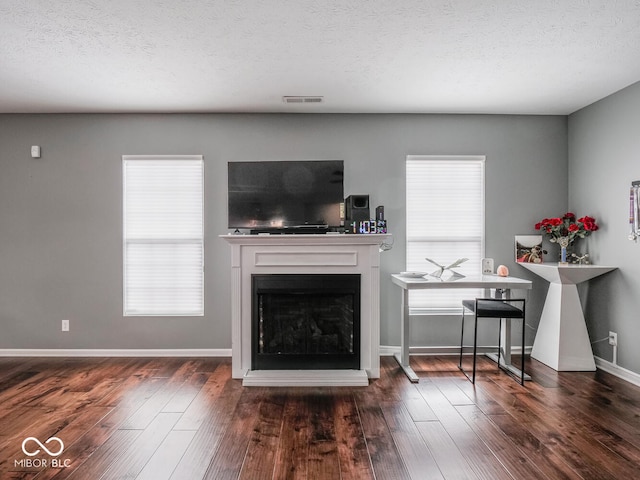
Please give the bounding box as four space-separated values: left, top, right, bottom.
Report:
252 274 361 370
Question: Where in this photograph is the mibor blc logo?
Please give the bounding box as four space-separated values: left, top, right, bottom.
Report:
22 436 64 456
15 436 71 469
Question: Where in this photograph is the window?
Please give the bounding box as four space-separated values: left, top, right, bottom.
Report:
406 155 485 313
123 155 204 316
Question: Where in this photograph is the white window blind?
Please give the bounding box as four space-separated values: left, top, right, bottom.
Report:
123 155 204 316
406 155 485 313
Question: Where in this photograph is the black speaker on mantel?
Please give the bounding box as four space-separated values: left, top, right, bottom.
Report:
345 195 370 224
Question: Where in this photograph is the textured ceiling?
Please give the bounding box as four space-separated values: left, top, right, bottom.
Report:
1 0 640 114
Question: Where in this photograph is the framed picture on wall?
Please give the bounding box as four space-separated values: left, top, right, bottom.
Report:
515 235 544 263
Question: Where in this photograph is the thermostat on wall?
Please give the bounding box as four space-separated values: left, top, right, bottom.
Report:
31 146 41 158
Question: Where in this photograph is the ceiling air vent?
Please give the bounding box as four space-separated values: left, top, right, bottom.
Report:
283 96 324 104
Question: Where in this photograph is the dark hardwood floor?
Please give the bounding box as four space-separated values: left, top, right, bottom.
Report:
1 354 640 479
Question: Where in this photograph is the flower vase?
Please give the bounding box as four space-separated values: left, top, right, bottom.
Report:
558 236 570 265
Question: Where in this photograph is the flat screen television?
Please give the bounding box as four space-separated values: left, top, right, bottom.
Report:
228 160 344 231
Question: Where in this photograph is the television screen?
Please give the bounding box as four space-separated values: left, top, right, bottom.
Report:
228 160 344 230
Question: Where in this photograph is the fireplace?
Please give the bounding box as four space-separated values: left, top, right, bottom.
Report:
221 233 390 386
252 274 360 370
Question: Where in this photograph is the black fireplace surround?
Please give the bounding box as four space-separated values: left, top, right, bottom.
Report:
252 274 361 370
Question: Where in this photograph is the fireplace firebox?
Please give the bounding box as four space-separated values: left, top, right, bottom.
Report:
252 274 361 370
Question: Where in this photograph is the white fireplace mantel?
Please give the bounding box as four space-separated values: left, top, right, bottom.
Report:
221 233 391 386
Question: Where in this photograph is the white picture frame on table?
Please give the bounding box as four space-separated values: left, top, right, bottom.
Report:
515 235 544 263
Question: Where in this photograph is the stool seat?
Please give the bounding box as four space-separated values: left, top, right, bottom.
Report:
462 299 524 318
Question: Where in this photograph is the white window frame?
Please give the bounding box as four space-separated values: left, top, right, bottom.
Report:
406 155 485 314
123 155 204 316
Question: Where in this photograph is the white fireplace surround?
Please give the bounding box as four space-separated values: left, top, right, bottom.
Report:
221 233 391 386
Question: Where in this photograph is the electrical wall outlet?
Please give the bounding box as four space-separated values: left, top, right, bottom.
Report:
61 319 70 332
608 331 617 346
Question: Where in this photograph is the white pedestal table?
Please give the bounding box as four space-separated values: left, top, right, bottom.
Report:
519 263 616 371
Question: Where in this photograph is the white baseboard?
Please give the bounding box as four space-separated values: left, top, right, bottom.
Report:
379 345 401 356
0 348 232 357
379 345 532 356
594 356 640 387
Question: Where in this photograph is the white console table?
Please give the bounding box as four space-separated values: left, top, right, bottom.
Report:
391 273 532 382
519 263 616 371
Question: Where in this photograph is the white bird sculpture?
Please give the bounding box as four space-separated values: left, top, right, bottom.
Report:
425 257 469 278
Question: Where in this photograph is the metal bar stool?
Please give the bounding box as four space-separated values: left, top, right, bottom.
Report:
458 298 526 385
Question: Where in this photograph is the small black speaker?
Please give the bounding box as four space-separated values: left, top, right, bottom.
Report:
345 195 370 224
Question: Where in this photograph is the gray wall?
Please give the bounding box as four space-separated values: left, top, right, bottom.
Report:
0 113 566 350
569 81 640 374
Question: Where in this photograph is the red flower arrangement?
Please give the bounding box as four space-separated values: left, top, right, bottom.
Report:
534 212 599 244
